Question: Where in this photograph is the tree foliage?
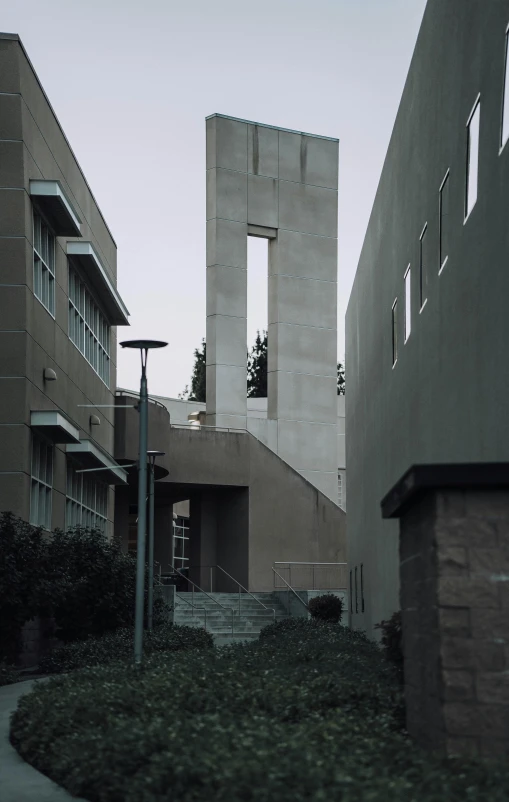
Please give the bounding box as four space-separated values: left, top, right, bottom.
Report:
179 339 206 402
337 361 345 395
247 330 267 398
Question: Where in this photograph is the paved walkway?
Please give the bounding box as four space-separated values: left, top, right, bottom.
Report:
0 678 86 801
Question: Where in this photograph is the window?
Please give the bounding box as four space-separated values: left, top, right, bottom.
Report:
33 209 55 315
349 570 353 614
68 264 110 385
66 459 108 533
439 171 450 271
354 566 358 614
419 224 428 309
338 473 343 508
404 266 411 342
30 435 53 529
465 98 480 220
173 515 190 571
360 564 365 613
392 299 398 366
502 27 509 149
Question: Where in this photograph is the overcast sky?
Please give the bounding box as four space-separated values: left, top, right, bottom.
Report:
3 0 426 398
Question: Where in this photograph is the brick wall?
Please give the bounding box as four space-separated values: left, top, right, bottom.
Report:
400 488 509 757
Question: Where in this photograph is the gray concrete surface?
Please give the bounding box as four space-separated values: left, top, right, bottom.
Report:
0 678 86 801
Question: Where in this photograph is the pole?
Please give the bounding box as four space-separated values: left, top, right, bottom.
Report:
134 355 148 666
148 459 155 632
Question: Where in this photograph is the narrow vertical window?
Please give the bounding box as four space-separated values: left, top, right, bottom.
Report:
392 299 398 366
349 570 353 614
354 566 358 614
502 27 509 149
360 564 365 613
419 223 428 309
404 266 411 342
465 97 480 220
30 435 53 530
439 171 450 271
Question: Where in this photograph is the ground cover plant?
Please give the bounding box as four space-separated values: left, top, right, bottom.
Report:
10 619 509 802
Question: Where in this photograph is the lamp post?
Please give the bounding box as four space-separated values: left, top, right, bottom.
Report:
120 339 167 665
147 450 165 632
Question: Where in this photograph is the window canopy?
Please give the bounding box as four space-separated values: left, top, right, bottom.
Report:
30 410 80 444
29 180 82 237
66 440 128 485
67 242 129 326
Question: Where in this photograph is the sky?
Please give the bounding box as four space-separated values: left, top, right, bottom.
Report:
3 0 427 398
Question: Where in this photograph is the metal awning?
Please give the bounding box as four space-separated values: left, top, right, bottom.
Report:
29 180 81 237
66 440 128 485
67 241 129 325
30 410 80 444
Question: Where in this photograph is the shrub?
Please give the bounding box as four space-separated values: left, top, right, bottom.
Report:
39 623 213 674
0 512 46 661
308 593 343 623
374 611 403 681
11 622 509 802
0 661 20 686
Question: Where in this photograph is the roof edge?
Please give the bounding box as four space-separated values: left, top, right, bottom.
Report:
206 113 339 142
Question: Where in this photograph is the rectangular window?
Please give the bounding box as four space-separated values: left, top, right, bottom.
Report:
360 564 365 613
419 224 428 309
354 566 358 614
502 28 509 149
66 459 108 533
33 209 55 316
30 435 53 529
466 97 480 220
349 570 353 614
338 473 343 508
439 171 450 271
68 264 110 386
173 515 190 571
404 266 411 342
392 299 398 366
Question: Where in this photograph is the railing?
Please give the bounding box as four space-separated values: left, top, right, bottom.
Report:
115 388 168 411
271 567 309 613
170 422 249 434
197 564 275 624
169 564 234 637
273 562 348 592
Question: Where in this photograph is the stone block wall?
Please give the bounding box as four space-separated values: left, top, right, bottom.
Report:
400 488 509 757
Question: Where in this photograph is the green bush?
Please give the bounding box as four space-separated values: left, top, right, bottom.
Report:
308 592 343 623
0 661 20 686
375 611 403 682
39 623 213 674
11 621 509 802
0 512 46 662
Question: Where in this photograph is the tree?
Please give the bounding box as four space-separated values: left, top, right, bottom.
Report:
247 330 268 398
337 362 345 395
179 339 206 402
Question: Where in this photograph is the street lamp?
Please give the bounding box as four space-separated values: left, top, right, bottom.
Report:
147 450 165 632
120 339 167 665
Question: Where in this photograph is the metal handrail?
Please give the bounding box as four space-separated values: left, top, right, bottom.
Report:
201 564 276 624
115 388 168 411
174 592 208 630
272 568 309 612
169 564 234 637
274 561 348 592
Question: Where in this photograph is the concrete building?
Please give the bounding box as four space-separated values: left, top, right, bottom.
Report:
346 0 509 636
0 33 129 535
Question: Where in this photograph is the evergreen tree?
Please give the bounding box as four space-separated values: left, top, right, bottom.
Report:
337 361 345 395
247 330 268 398
179 339 206 402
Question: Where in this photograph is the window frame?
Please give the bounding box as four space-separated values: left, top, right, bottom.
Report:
65 457 108 533
68 261 111 387
404 265 411 343
30 434 53 530
32 206 56 317
419 223 428 311
360 564 365 613
391 298 398 367
173 515 190 571
438 169 450 274
500 24 509 153
465 95 481 223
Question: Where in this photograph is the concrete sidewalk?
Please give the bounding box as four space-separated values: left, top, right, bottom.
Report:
0 679 86 801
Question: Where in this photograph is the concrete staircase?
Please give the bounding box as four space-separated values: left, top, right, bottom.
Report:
174 592 289 645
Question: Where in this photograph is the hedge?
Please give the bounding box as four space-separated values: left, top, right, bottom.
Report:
39 623 213 674
11 620 509 801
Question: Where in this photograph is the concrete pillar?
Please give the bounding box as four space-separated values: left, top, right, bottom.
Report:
206 115 339 501
189 492 218 591
154 505 173 575
206 116 248 430
382 464 509 758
